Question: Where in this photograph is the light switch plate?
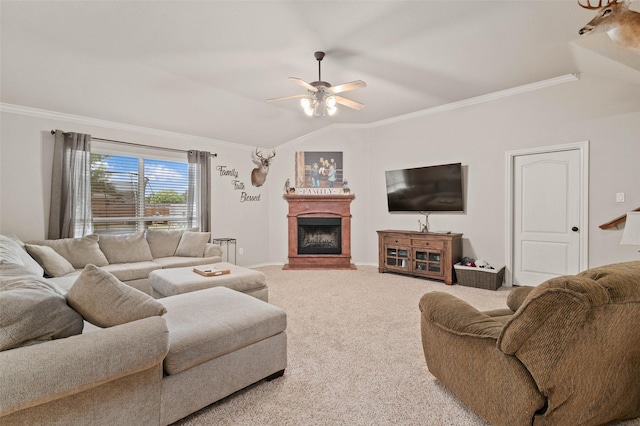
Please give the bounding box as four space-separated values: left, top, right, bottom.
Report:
616 193 625 203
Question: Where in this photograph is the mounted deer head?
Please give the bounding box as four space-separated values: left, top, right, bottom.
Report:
250 147 276 187
578 0 640 51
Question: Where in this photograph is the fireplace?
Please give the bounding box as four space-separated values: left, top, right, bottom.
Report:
297 217 342 255
284 194 355 270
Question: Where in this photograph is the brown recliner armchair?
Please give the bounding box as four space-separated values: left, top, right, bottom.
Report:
419 261 640 426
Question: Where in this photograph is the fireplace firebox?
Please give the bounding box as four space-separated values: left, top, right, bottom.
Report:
283 194 355 270
297 217 342 255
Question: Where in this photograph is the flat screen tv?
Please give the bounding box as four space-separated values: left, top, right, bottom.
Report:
385 163 464 212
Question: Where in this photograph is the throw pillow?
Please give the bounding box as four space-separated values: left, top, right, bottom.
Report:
0 272 84 351
97 232 153 264
0 234 45 277
66 264 167 328
146 229 184 258
175 231 211 257
24 244 76 278
27 234 108 269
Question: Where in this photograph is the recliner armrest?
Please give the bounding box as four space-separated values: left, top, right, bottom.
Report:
506 286 536 312
419 292 546 425
419 292 505 340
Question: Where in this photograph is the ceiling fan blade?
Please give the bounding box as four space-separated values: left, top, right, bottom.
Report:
267 94 307 102
334 95 365 110
328 80 367 95
289 77 318 92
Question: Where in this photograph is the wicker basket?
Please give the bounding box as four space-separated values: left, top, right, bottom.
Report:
454 263 505 290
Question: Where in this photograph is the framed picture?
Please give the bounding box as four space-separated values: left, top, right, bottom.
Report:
295 151 343 189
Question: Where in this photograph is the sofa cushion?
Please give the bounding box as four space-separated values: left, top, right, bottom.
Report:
48 263 162 293
66 264 167 328
101 261 162 282
97 232 153 264
0 263 84 351
0 234 44 277
175 231 211 257
24 244 76 278
48 271 82 293
27 234 108 269
146 229 184 258
152 255 222 269
160 286 286 375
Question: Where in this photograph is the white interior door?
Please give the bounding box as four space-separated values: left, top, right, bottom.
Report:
509 144 588 286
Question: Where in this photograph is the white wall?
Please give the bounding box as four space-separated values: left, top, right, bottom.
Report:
2 71 639 270
265 72 640 270
364 74 640 268
0 109 272 267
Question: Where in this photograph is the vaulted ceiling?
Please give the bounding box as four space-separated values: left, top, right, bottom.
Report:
2 1 639 148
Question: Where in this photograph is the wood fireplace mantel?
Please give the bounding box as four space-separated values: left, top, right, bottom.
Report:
283 194 356 270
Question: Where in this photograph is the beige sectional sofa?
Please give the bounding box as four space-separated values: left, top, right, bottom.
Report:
0 233 288 425
24 230 224 295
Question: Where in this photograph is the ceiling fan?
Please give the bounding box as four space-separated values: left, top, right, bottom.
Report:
267 51 367 117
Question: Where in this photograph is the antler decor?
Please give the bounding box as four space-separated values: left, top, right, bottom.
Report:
578 0 614 9
578 0 640 52
250 147 276 187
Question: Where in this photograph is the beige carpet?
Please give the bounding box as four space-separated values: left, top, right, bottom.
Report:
174 266 640 426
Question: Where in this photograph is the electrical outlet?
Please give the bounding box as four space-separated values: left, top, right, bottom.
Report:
616 193 625 203
239 248 244 255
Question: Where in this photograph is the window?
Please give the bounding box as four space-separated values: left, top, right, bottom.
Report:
90 151 193 234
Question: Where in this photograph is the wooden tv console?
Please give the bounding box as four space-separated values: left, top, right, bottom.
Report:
377 230 462 285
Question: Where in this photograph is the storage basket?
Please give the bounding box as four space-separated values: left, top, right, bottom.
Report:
454 263 505 290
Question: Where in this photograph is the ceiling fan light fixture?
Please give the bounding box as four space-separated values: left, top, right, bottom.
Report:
326 96 338 116
269 51 365 117
301 97 314 116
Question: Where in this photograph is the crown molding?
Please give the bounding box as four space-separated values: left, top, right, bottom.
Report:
0 103 248 150
369 73 580 128
1 73 580 151
275 73 580 149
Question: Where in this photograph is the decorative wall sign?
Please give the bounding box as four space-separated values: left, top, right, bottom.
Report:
295 151 343 189
216 165 261 202
296 188 342 195
216 165 239 179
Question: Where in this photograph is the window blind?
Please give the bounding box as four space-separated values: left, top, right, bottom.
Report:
90 152 192 234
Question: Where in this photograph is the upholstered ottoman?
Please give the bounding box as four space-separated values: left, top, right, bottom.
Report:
159 286 287 425
149 262 268 301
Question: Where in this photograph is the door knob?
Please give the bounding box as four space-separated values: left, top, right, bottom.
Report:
571 226 579 232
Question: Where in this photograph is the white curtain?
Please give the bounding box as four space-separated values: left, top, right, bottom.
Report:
187 150 211 232
48 130 93 239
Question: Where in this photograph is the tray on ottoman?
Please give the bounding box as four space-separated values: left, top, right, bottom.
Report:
193 265 230 277
149 262 268 301
454 263 505 291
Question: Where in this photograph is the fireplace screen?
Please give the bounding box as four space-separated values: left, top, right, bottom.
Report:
297 217 342 255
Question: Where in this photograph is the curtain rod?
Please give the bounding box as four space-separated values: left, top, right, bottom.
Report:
50 130 217 158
